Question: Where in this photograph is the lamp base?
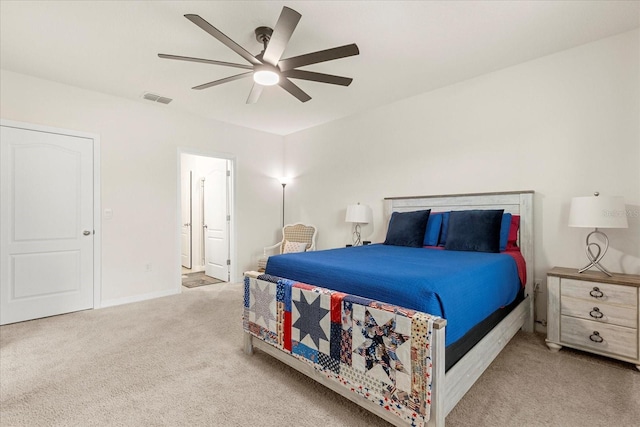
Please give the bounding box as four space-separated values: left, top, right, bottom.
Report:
578 229 612 277
352 224 362 246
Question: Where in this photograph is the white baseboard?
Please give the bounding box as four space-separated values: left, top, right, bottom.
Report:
100 288 180 309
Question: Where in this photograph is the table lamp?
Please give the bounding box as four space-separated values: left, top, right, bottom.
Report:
568 192 628 276
345 203 372 246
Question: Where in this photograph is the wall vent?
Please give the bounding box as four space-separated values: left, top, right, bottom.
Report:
142 92 173 104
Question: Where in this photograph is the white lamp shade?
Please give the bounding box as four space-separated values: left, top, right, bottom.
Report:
568 195 628 228
345 203 372 224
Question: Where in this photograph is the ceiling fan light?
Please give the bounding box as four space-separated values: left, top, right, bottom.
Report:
254 70 279 86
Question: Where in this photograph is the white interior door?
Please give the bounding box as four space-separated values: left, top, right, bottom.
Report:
203 162 229 281
1 125 94 325
180 170 192 269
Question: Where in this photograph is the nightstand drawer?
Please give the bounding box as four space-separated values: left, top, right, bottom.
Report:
561 296 637 328
561 279 637 308
560 315 638 359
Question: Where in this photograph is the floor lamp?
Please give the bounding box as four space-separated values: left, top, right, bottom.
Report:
278 177 289 228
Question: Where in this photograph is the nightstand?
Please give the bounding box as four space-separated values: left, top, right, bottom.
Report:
546 267 640 371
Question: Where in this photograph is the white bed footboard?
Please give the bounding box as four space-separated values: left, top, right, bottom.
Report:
243 271 447 426
245 326 448 427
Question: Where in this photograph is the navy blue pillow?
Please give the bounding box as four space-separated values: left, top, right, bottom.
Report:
384 210 431 247
444 209 504 253
499 213 512 251
439 211 450 246
423 212 443 246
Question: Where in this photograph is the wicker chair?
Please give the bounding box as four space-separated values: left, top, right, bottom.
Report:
258 223 317 272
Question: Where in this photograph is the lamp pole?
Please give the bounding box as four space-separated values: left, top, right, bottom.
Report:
281 182 286 228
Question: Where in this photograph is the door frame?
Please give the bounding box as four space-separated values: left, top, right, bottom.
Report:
0 119 102 309
180 170 193 269
177 147 236 288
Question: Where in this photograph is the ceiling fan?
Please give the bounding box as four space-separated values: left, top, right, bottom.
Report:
158 7 359 104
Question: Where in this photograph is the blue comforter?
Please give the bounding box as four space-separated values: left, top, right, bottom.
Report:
265 244 521 345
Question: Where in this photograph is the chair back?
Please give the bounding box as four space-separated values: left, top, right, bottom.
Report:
280 223 317 253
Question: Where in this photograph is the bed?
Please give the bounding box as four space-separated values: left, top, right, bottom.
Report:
243 191 534 426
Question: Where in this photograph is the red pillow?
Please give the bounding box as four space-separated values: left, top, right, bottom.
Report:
507 215 520 248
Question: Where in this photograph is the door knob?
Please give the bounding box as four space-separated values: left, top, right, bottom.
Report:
183 223 191 227
83 230 91 236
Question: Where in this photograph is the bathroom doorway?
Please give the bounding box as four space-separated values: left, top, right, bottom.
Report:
179 151 235 287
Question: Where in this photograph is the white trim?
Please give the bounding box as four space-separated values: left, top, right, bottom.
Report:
176 147 237 291
100 288 179 309
0 119 102 310
430 321 446 426
92 132 102 308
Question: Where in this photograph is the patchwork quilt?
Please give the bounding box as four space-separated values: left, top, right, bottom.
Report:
243 274 438 426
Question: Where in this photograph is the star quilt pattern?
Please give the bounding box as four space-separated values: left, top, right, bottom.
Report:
243 275 437 426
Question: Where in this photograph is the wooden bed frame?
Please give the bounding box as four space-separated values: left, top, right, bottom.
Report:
244 190 534 426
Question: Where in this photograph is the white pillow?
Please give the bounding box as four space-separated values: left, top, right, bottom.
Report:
283 240 308 254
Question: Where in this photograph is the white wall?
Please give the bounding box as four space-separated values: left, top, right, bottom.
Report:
0 70 284 306
283 30 640 325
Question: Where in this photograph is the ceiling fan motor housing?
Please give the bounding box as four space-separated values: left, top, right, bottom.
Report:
255 26 273 48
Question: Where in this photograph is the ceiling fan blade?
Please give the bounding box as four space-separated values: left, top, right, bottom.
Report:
158 54 253 70
278 43 359 71
281 69 353 86
278 78 311 103
192 72 253 90
262 7 301 66
184 14 261 66
246 83 264 104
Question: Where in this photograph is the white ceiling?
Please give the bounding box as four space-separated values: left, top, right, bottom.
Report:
1 1 638 136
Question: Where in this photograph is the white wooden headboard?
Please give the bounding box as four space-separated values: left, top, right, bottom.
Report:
383 190 535 331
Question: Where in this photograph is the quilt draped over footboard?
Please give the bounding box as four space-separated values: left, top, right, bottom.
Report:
243 274 439 426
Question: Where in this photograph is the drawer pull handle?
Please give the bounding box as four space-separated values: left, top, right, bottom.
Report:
589 331 604 343
589 287 604 298
589 307 604 319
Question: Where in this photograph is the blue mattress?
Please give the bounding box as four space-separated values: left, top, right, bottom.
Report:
265 244 521 346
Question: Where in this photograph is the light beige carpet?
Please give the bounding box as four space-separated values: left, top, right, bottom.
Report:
1 282 638 427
